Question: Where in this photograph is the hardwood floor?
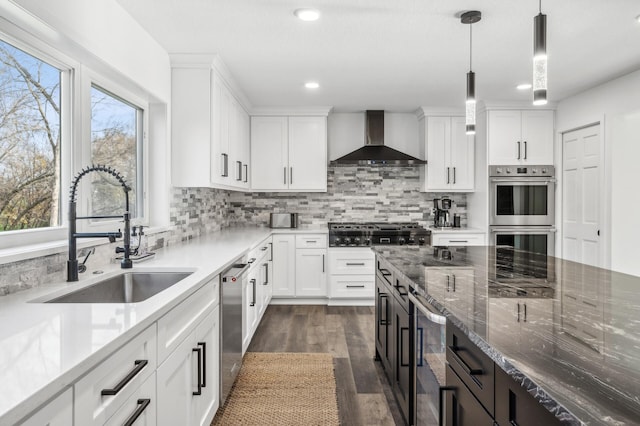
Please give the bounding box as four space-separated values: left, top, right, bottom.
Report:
248 305 404 426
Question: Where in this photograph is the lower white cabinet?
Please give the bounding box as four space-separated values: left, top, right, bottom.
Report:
157 305 219 426
20 388 72 426
104 373 156 426
75 325 157 426
295 248 327 297
328 248 375 301
272 234 296 297
431 232 486 246
243 270 259 353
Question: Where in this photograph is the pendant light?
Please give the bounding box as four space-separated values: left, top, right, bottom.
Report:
461 11 481 135
533 0 547 105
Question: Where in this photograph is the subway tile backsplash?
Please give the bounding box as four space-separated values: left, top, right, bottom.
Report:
0 166 465 296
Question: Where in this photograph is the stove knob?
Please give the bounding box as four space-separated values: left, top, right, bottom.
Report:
506 168 512 174
542 168 547 174
354 237 361 245
344 237 351 245
408 238 415 245
398 237 405 245
532 168 537 174
364 238 371 246
418 237 426 245
333 237 341 245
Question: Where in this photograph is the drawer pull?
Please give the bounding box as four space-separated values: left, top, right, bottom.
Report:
248 257 256 264
378 268 391 276
193 346 203 395
305 240 318 243
449 240 468 243
346 284 366 288
250 278 256 306
261 246 268 251
447 345 483 376
346 262 366 266
123 398 151 426
439 386 456 426
101 360 148 396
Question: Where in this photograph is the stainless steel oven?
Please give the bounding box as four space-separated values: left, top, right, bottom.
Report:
489 165 555 226
489 226 556 283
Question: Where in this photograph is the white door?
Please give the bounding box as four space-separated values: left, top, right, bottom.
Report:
450 116 474 190
521 110 554 164
295 248 327 297
272 234 296 296
425 116 449 190
288 116 327 191
157 332 197 426
488 110 521 165
562 124 601 266
251 116 288 190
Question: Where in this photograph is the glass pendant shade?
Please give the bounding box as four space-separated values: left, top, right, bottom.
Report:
466 71 476 135
533 12 547 105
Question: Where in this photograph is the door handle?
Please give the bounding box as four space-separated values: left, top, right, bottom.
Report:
236 161 242 181
517 302 521 322
221 153 228 177
523 303 527 322
378 293 389 325
439 387 457 426
509 390 521 426
192 347 202 395
446 167 450 184
101 360 148 396
417 326 424 367
123 399 151 426
243 164 248 183
268 242 273 261
197 342 206 387
250 278 256 306
452 274 456 292
263 263 269 285
283 167 287 185
524 141 527 159
400 326 410 367
446 275 450 292
322 254 325 272
290 167 293 185
517 141 521 160
453 167 456 184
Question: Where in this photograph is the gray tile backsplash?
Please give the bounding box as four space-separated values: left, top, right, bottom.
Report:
0 166 465 295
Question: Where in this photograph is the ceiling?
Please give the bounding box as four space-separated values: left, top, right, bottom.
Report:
116 0 640 112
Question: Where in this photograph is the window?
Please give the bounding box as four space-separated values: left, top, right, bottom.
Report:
0 39 62 232
90 85 144 219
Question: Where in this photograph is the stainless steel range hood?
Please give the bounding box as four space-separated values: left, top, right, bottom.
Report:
332 110 426 165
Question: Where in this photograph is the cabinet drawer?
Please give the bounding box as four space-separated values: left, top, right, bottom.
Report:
75 325 157 426
445 364 494 426
247 237 271 264
104 372 156 426
296 234 327 249
329 275 375 298
495 367 561 426
432 233 485 246
157 279 218 363
328 249 375 275
446 321 495 417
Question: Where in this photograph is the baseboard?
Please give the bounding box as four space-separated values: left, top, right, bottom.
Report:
270 297 374 306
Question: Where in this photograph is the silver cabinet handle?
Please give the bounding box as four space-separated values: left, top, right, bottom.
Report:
346 284 365 288
346 262 365 266
290 167 293 185
517 302 521 322
452 274 456 292
449 240 468 243
263 263 269 285
221 153 228 177
250 278 256 306
517 141 521 160
446 275 450 292
236 161 242 181
243 164 248 183
322 254 325 272
446 167 450 184
283 167 287 184
523 302 527 322
524 141 527 159
453 167 456 184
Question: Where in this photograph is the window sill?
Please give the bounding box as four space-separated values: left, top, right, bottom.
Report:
0 225 171 266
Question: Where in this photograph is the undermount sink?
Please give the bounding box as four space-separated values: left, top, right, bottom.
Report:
45 271 193 303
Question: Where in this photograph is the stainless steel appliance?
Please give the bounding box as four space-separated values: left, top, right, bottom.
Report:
329 222 430 247
489 165 555 226
269 212 299 228
220 259 250 404
489 226 556 283
410 291 447 426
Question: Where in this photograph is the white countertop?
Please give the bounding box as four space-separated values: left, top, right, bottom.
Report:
427 226 486 234
0 226 281 424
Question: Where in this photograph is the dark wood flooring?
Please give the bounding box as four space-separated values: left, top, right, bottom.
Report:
247 305 404 426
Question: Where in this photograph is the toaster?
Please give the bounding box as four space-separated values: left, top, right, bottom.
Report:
269 213 299 228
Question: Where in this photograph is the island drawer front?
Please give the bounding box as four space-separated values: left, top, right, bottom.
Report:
328 249 375 275
432 233 486 246
329 275 375 298
446 321 495 417
74 324 157 426
445 364 494 426
157 278 218 363
296 234 328 248
495 367 562 426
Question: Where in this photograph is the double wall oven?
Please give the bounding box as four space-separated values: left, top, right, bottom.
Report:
489 165 556 285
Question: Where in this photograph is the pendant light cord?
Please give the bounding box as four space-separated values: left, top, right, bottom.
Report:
539 0 542 13
469 23 473 71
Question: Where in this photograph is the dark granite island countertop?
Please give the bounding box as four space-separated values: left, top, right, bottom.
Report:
373 245 640 425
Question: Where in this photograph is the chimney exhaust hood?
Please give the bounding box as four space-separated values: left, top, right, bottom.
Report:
332 110 426 165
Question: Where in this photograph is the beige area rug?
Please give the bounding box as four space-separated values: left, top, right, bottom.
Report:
212 352 340 426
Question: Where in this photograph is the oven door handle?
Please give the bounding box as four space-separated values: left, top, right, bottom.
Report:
490 177 556 183
409 293 446 325
490 228 557 233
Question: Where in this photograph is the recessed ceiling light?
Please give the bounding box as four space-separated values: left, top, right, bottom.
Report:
517 83 532 90
305 82 320 89
294 8 320 21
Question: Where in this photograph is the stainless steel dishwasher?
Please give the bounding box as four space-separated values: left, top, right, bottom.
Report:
220 258 249 405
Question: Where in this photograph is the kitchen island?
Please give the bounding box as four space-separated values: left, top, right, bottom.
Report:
373 245 640 425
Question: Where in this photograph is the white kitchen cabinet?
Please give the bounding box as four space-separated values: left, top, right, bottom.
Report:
328 248 375 301
272 234 296 297
295 248 328 297
74 325 157 426
20 388 72 426
243 270 259 353
171 56 250 190
421 116 474 191
250 116 327 192
157 305 219 426
431 232 486 246
488 109 554 165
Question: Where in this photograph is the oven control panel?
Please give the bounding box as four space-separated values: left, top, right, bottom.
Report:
489 165 554 177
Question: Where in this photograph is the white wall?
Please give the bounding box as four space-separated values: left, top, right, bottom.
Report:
556 68 640 276
327 112 419 161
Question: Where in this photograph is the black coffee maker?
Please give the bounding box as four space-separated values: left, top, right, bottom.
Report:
433 198 452 227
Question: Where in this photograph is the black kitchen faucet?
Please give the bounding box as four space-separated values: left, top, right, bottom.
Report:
67 164 132 282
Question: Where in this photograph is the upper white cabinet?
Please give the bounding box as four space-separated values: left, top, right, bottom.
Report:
171 55 250 190
251 116 328 192
488 109 554 165
420 115 474 191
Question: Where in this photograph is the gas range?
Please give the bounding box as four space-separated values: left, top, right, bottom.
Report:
328 222 430 247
